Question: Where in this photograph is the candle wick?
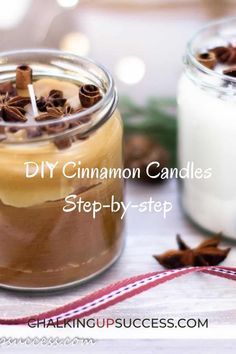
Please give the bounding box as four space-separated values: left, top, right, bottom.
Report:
27 84 38 117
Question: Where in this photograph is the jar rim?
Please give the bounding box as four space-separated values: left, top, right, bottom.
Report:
185 17 236 88
0 49 118 141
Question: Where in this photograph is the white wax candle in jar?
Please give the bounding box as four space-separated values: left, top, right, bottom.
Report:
178 18 236 239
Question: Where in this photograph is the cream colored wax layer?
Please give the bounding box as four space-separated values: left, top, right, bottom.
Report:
0 79 123 208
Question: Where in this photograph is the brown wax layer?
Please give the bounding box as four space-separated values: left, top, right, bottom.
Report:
0 179 124 288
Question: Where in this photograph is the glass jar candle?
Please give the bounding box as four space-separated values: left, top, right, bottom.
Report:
178 18 236 239
0 49 124 291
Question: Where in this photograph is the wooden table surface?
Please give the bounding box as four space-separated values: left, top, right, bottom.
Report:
0 179 236 321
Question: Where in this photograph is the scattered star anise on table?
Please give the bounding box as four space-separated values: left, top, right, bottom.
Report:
36 89 67 112
0 94 30 122
154 234 231 269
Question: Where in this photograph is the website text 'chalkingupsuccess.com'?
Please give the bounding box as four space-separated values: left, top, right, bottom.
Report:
28 317 209 330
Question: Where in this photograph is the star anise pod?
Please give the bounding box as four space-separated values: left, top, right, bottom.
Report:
0 81 17 97
36 90 67 112
154 234 231 269
0 94 30 122
210 45 236 65
223 67 236 78
35 105 74 122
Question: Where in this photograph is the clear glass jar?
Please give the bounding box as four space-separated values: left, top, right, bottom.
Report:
0 50 124 291
178 18 236 239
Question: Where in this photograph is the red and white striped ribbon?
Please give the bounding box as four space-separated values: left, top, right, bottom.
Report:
1 266 236 325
